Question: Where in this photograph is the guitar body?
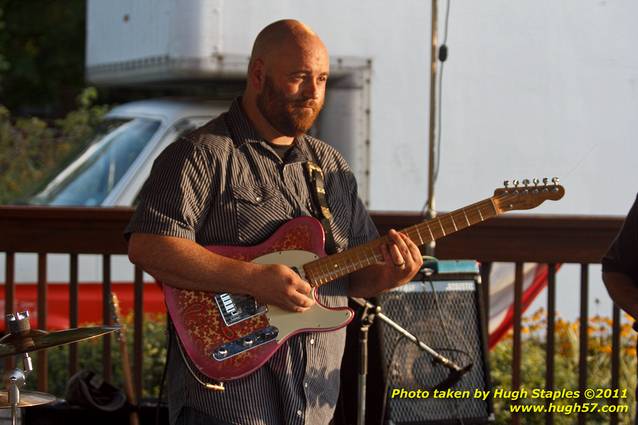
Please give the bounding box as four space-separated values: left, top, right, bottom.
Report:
163 216 354 382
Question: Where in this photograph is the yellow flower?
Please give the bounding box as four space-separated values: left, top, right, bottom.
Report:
599 345 612 353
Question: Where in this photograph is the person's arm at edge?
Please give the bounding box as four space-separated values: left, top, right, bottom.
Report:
603 271 638 321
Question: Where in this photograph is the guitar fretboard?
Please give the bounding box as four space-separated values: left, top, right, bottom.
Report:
303 197 498 287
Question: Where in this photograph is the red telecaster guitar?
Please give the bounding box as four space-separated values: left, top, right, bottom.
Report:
163 179 564 382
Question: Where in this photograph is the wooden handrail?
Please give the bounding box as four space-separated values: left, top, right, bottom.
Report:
0 206 624 263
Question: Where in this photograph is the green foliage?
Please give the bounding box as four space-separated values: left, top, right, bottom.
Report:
0 0 86 114
490 309 636 424
0 87 108 204
25 313 168 400
0 6 9 82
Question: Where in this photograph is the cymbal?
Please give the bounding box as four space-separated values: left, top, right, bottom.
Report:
0 390 55 407
0 326 119 358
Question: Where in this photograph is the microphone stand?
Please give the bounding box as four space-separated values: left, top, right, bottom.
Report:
355 299 376 425
351 292 472 425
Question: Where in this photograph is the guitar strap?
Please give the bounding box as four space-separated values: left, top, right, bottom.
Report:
304 161 339 255
225 109 339 254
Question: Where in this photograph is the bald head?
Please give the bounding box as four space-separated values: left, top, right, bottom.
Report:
249 19 327 70
242 20 329 141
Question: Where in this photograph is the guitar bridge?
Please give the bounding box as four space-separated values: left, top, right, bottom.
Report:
211 326 279 361
214 293 267 327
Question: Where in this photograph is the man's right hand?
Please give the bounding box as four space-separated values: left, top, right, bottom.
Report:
249 263 315 313
128 233 315 313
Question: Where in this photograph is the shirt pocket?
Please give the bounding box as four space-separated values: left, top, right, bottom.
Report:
232 184 290 244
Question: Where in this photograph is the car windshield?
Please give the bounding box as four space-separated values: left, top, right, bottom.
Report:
30 117 161 206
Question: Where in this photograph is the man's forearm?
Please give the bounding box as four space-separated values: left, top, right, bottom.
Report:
128 233 258 294
602 271 638 320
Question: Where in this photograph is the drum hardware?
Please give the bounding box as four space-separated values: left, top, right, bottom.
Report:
0 311 119 425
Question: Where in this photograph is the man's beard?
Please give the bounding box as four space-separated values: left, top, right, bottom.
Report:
256 76 323 137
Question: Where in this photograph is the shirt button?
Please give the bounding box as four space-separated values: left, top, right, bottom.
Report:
255 196 262 202
309 338 315 345
304 382 308 389
296 410 303 417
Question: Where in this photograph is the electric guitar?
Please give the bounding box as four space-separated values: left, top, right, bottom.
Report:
163 178 564 382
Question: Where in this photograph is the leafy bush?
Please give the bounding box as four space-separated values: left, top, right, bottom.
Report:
0 87 107 204
490 308 636 424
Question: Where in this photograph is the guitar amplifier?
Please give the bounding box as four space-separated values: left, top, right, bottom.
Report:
376 260 493 425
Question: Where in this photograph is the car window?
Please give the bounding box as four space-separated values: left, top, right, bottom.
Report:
31 118 161 206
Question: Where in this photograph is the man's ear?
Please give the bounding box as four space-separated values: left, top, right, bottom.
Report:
249 59 266 92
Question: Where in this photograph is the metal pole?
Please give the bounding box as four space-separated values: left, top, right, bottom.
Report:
425 0 439 256
356 306 375 425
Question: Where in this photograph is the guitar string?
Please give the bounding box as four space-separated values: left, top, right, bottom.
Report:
308 195 500 285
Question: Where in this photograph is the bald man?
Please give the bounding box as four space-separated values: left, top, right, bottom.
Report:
126 20 422 425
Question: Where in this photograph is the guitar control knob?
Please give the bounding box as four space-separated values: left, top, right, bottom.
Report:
243 337 254 347
217 348 228 358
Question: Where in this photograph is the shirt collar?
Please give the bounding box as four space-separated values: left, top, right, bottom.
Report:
226 97 312 164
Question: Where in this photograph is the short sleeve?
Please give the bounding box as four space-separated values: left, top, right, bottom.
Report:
602 194 638 283
124 139 215 241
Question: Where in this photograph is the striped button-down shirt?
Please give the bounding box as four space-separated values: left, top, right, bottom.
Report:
126 98 378 425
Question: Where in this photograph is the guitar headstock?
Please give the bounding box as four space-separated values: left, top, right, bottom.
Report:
493 177 565 212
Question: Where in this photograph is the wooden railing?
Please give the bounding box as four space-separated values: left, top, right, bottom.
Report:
0 206 625 423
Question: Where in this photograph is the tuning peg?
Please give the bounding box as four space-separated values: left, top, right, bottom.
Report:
522 179 530 187
551 177 560 192
504 180 510 189
543 177 549 185
513 179 520 188
533 178 540 186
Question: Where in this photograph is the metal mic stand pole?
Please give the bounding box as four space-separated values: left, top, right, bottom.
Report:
351 297 466 375
356 301 379 425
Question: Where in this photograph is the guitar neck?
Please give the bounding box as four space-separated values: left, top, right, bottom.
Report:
303 197 499 287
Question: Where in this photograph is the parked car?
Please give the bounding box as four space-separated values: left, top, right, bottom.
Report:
2 99 230 329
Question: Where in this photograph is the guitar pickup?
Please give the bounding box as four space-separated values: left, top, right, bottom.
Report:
214 293 267 327
211 326 279 361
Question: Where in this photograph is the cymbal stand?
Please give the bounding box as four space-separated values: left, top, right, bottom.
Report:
5 353 33 425
4 311 34 425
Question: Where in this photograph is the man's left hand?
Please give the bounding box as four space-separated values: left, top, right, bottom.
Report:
377 229 423 288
